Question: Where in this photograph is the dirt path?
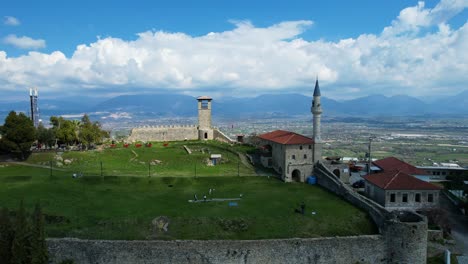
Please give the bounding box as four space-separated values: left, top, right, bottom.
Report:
0 161 67 171
237 152 254 170
130 150 139 162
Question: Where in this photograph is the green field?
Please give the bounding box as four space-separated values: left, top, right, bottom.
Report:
0 140 377 240
0 172 377 239
24 141 258 177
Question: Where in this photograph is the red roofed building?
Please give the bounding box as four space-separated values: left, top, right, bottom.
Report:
257 130 321 182
373 157 427 176
364 170 441 211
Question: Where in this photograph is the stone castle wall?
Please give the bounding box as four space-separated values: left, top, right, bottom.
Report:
213 128 234 143
314 161 428 264
127 125 198 142
45 163 427 264
47 236 386 264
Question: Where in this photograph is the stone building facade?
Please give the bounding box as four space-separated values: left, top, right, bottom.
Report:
257 79 323 183
259 131 316 182
364 170 442 211
127 96 231 142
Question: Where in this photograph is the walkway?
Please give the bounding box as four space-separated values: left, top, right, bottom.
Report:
440 193 468 255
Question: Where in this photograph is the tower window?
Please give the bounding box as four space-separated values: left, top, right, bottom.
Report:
292 155 296 160
299 146 303 150
390 193 395 202
201 101 209 109
308 145 311 149
402 193 408 203
303 154 307 159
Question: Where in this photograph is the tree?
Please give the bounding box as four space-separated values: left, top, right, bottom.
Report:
30 203 48 264
11 200 31 264
50 116 76 146
0 111 36 160
0 207 14 264
36 124 55 149
79 114 109 149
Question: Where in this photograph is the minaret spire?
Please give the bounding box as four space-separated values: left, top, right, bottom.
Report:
311 77 322 142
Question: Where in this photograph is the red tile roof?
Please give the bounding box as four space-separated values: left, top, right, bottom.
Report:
373 157 427 175
364 170 442 190
258 130 314 145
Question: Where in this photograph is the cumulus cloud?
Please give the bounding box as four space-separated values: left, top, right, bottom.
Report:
0 1 467 99
3 16 20 26
3 34 46 49
383 0 468 36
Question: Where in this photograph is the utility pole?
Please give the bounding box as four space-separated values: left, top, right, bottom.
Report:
367 137 375 176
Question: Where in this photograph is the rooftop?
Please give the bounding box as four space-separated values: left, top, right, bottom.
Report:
197 96 212 100
258 130 314 145
364 170 442 190
373 157 427 175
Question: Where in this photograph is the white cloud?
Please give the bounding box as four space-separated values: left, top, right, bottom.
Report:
0 1 467 100
383 0 468 36
3 34 46 49
3 16 20 26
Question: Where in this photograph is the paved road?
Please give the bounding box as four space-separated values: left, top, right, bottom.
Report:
440 193 468 255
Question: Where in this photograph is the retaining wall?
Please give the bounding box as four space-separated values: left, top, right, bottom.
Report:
48 236 386 264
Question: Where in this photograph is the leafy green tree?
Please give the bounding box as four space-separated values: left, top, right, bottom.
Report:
30 203 48 264
50 116 76 146
0 207 14 264
79 114 109 149
0 111 36 160
11 200 31 264
36 124 55 149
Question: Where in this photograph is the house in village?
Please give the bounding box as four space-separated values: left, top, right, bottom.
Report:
364 157 442 211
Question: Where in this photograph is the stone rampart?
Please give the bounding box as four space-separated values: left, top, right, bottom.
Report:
45 161 428 264
314 161 427 264
213 128 235 143
127 125 198 142
314 161 390 228
47 236 386 264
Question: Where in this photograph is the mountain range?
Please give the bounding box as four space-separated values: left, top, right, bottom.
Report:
1 90 467 121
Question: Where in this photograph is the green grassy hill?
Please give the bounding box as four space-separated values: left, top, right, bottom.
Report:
0 140 377 240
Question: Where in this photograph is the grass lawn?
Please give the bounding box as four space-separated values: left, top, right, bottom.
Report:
0 164 377 240
25 141 258 177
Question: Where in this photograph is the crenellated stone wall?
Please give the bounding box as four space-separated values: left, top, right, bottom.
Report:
127 125 198 142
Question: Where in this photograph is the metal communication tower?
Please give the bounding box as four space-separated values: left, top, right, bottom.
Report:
29 88 39 127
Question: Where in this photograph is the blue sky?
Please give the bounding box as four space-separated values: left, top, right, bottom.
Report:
1 0 467 100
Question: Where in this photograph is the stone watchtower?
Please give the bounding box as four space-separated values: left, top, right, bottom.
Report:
311 78 323 163
197 96 214 140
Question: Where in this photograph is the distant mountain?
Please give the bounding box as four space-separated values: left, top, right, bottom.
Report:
340 94 430 115
1 90 467 121
93 94 197 116
434 90 468 114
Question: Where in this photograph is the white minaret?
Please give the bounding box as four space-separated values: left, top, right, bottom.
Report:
311 78 322 143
